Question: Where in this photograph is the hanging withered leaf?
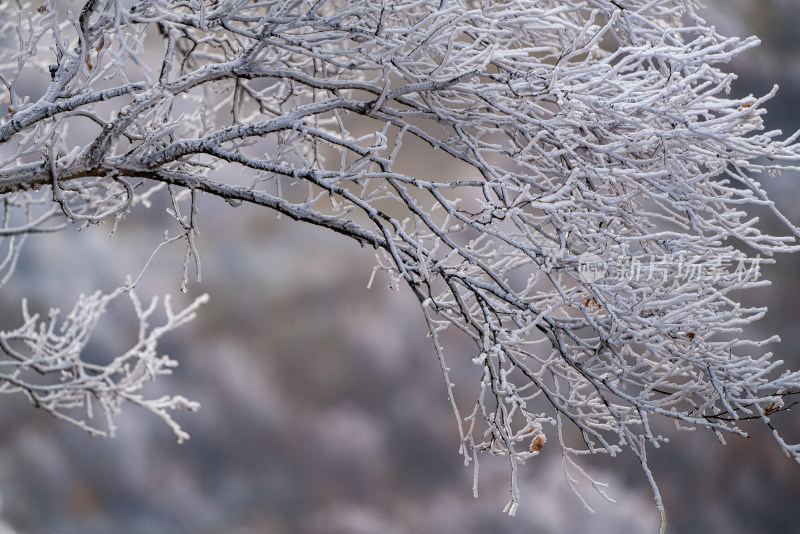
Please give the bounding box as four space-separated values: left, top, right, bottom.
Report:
764 401 781 416
529 433 546 453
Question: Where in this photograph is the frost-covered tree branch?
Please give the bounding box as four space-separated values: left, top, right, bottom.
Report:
2 0 800 529
0 289 207 442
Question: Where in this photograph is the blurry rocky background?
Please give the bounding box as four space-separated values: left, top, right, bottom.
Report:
1 1 799 533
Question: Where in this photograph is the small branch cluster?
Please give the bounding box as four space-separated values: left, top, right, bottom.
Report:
0 288 208 442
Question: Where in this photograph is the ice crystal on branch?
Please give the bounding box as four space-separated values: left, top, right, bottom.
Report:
0 288 207 443
1 0 800 528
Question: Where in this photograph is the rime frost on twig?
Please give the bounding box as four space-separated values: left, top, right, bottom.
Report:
2 0 800 527
0 289 207 442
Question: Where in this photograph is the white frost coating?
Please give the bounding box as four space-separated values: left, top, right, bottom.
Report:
1 0 800 529
0 290 207 443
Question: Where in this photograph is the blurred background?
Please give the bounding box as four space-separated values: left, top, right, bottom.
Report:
1 1 799 533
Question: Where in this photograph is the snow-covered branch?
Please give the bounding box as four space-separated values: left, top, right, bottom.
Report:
0 288 207 442
2 0 800 527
